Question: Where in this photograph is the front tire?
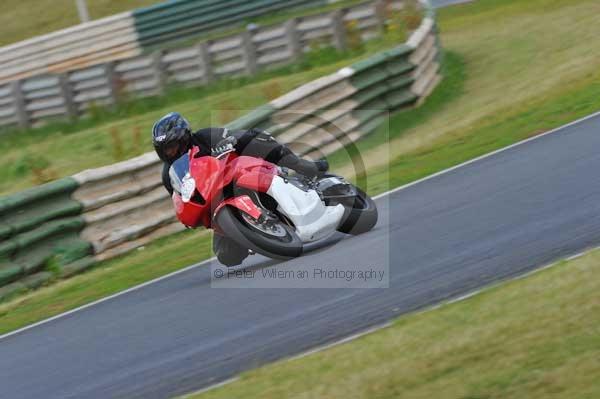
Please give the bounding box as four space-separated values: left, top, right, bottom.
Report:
214 206 303 260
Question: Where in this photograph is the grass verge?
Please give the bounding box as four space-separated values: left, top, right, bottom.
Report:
184 247 600 399
333 0 600 179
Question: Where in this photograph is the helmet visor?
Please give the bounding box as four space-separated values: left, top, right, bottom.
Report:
164 141 182 159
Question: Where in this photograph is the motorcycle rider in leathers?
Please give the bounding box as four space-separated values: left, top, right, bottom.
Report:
152 112 328 266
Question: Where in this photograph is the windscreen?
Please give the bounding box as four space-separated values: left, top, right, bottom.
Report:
169 153 190 195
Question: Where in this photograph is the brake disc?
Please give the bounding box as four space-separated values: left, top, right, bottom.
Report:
240 212 287 237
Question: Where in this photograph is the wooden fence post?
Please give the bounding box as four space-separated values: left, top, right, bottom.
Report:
374 0 388 34
104 62 120 106
242 30 258 75
58 73 77 119
152 50 166 95
197 41 214 84
284 18 302 61
11 80 29 129
331 9 348 51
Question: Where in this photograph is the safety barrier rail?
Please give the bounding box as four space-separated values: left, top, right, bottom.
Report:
0 0 397 85
0 0 399 130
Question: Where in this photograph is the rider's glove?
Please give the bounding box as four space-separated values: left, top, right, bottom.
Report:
211 135 237 157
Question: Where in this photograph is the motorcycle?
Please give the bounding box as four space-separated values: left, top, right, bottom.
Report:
169 145 378 261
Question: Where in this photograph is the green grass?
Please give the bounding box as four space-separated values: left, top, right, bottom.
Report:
401 0 600 153
334 0 600 180
183 248 600 399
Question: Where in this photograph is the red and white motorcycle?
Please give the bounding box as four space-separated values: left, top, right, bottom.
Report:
170 146 378 260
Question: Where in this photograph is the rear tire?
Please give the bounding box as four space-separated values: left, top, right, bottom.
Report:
214 206 303 260
337 187 378 235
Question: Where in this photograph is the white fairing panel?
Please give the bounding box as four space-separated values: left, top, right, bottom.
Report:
267 176 345 242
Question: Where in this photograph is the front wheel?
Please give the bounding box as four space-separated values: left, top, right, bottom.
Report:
214 206 303 260
337 187 378 235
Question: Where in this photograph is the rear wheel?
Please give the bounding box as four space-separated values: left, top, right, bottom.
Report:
337 187 378 235
214 206 303 260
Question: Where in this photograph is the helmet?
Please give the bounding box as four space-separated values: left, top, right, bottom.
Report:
152 112 192 163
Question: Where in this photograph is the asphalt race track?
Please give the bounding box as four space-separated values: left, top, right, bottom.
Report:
2 111 600 398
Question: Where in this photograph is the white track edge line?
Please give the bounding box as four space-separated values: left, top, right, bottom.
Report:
0 258 216 341
177 377 240 399
173 321 395 397
292 243 600 361
423 244 600 313
287 321 394 362
372 109 600 200
1 109 599 342
178 242 600 398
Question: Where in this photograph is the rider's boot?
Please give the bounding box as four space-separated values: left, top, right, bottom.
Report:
213 233 249 266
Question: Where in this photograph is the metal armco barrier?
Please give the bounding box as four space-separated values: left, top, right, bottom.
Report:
0 0 400 130
0 178 94 300
0 13 140 84
132 0 328 49
0 0 338 85
0 0 440 300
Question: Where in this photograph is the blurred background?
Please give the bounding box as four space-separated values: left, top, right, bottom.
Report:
1 1 599 398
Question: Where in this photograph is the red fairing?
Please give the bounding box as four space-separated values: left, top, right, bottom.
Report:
213 195 262 222
172 192 209 228
230 157 277 193
172 147 278 229
190 150 229 202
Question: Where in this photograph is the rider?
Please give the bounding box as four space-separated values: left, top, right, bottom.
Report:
151 112 329 266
